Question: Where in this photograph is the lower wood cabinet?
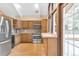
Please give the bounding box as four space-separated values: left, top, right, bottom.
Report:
15 33 33 45
20 33 32 43
43 38 48 55
48 38 57 56
15 34 21 45
42 37 57 56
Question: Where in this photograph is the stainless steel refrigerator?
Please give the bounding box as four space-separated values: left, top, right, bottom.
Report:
0 16 12 56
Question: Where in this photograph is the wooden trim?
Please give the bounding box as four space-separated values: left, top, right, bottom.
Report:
48 8 57 18
60 4 64 56
61 3 68 8
52 8 57 15
63 3 73 14
47 38 48 56
60 3 74 56
0 15 16 21
48 3 64 56
0 11 17 21
56 4 61 56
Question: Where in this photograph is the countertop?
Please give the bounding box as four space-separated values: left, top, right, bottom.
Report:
13 32 57 38
41 33 57 38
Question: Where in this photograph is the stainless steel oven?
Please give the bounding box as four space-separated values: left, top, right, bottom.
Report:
33 24 41 44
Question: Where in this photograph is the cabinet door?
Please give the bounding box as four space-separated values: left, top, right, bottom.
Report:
21 33 32 43
41 19 48 33
13 20 17 28
43 38 48 55
28 21 34 29
13 20 21 29
17 21 21 28
48 38 57 56
21 21 24 28
25 21 28 28
21 21 28 29
15 34 21 45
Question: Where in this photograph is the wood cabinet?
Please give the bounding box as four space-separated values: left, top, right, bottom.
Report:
28 21 34 29
34 21 41 24
13 20 41 29
43 38 48 55
13 20 22 29
41 19 48 33
48 37 57 56
20 33 32 43
15 33 32 44
21 21 29 29
42 37 57 56
13 20 17 28
15 34 21 45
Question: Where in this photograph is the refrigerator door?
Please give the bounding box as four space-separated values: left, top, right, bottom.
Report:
0 39 11 56
0 32 6 42
0 17 12 56
0 19 8 42
0 18 11 42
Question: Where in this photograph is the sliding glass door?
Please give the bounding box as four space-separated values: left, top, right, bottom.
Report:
63 4 79 56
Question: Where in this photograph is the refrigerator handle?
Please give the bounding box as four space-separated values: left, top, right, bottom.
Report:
5 21 9 38
0 40 10 45
0 17 4 32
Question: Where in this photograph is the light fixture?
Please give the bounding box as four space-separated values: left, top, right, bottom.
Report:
34 4 39 9
13 3 21 9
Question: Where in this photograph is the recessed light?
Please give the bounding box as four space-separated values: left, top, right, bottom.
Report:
34 4 39 9
13 3 21 9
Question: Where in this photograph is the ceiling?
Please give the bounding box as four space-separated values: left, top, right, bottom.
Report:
0 3 48 18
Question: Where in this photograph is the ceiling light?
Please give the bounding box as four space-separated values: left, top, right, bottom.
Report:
34 4 39 9
13 3 21 9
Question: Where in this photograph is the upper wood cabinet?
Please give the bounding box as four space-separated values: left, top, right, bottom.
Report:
21 21 29 29
13 20 41 29
13 20 17 28
13 20 21 29
41 19 48 33
34 21 41 24
28 21 34 29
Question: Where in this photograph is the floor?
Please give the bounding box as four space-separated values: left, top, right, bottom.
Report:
9 43 46 56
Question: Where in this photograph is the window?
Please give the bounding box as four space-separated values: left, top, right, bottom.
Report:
48 3 57 33
53 11 57 34
63 3 79 56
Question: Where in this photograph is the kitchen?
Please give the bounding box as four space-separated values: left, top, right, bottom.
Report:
0 3 58 56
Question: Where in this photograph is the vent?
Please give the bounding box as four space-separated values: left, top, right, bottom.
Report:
35 10 39 13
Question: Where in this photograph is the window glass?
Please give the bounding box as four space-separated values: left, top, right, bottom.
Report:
63 4 79 56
